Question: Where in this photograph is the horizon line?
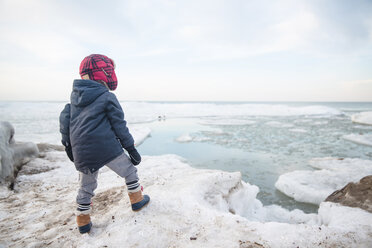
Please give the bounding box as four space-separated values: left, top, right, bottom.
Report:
1 100 372 103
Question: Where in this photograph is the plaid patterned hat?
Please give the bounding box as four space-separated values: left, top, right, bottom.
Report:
79 54 118 91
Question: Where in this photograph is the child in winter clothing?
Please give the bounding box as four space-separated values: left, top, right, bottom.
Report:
59 54 150 234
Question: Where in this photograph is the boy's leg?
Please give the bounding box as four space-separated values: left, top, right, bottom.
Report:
106 152 150 211
76 170 98 234
76 170 99 208
105 152 139 188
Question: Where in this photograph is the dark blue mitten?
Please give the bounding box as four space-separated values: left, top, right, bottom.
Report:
125 145 141 165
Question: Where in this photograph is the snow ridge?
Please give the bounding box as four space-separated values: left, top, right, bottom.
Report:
1 151 372 247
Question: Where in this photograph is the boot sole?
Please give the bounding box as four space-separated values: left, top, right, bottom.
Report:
132 200 150 212
78 222 92 234
132 195 150 212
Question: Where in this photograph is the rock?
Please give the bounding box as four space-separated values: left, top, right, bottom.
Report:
0 121 39 186
325 175 372 213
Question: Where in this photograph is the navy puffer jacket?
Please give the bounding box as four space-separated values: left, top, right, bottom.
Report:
59 79 134 173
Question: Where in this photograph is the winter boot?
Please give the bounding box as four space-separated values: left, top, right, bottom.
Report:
76 213 92 234
76 204 92 234
126 180 150 211
128 189 150 211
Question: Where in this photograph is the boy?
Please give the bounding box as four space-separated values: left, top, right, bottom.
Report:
59 54 150 234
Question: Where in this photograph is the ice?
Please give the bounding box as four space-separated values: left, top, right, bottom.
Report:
199 118 256 126
289 128 308 133
175 134 193 143
275 158 372 205
0 102 343 146
312 121 328 126
318 201 372 227
265 121 294 128
343 133 372 146
353 125 372 130
224 181 318 224
175 133 213 143
130 126 151 147
352 111 372 125
1 151 371 247
123 102 342 123
294 119 313 123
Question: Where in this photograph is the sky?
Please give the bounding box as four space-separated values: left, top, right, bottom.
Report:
0 0 372 102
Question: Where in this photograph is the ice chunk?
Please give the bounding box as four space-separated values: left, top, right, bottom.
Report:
343 133 372 146
312 121 328 126
289 128 308 133
130 126 151 147
275 158 372 205
175 134 193 143
294 119 313 123
199 118 256 126
353 125 372 130
265 121 294 128
318 201 372 227
225 181 318 224
351 111 372 125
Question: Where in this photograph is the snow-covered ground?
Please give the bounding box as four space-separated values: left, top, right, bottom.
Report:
352 111 372 125
1 151 372 247
275 158 372 205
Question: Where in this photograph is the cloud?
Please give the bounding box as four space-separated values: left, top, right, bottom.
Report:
0 0 371 101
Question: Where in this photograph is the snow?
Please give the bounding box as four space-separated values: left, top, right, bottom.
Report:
1 151 372 247
352 111 372 125
275 158 372 205
343 133 372 146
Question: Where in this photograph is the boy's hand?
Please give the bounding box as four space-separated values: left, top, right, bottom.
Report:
65 145 74 162
125 145 141 165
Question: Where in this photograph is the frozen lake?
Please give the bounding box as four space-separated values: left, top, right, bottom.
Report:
1 101 372 213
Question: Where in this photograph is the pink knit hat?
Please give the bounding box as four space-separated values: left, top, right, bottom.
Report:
79 54 118 90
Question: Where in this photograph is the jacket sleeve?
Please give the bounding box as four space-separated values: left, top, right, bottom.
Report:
59 103 71 147
105 93 134 149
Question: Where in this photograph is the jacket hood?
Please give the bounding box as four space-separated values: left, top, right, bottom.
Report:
71 79 108 107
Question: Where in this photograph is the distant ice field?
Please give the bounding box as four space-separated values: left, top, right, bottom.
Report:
1 101 372 213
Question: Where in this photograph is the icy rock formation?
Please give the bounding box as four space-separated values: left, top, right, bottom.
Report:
0 121 39 185
326 175 372 213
